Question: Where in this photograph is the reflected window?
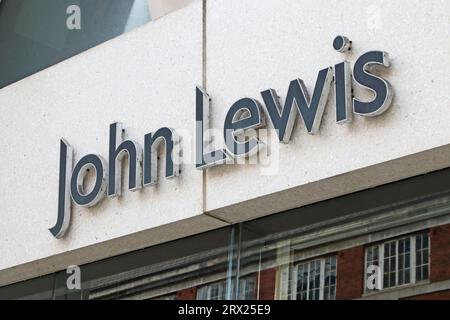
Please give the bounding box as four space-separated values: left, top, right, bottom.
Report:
1 168 447 300
292 256 337 301
238 276 257 300
415 233 430 282
365 232 430 292
323 256 337 300
196 276 256 301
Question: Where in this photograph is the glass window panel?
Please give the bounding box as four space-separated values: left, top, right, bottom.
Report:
405 270 410 284
423 266 429 280
414 233 430 283
365 245 382 292
423 235 429 249
369 232 430 291
416 267 422 282
390 273 395 286
323 256 336 300
390 257 396 272
238 276 256 300
293 257 336 301
397 238 411 286
383 275 389 288
367 249 373 262
416 235 423 250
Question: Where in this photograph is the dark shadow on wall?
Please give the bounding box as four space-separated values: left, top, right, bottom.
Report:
0 0 150 89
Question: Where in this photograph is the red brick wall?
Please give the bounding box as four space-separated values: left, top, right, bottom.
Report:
336 246 365 300
257 268 277 300
403 290 450 300
176 287 197 300
173 224 450 301
430 223 450 283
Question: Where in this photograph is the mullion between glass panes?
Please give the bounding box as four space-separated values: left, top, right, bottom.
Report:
306 262 310 300
309 261 314 300
384 244 389 288
291 265 297 301
325 260 329 300
365 247 373 292
394 241 398 287
380 244 385 290
319 258 325 300
398 239 405 285
411 236 416 284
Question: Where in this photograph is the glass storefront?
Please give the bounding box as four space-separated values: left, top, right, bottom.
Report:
1 167 450 300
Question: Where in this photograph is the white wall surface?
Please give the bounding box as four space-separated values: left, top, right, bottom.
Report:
204 0 450 221
1 0 450 286
0 1 222 286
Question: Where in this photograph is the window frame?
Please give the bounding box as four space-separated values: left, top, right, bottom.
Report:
291 255 337 301
364 232 430 293
196 275 257 300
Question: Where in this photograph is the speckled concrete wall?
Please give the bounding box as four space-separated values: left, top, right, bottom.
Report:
204 0 450 222
0 1 218 286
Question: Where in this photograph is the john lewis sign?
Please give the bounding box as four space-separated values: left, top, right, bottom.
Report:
50 36 393 238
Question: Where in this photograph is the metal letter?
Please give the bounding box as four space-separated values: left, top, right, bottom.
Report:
195 87 228 169
223 98 265 157
335 61 353 123
261 67 333 142
71 154 107 207
108 122 143 197
143 127 180 186
353 51 393 116
49 139 73 239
